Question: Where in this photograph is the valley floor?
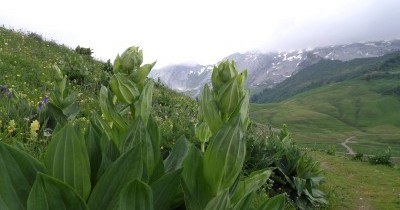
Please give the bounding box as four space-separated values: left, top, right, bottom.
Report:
311 151 400 210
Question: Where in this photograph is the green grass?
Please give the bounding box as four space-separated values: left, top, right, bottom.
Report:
312 151 400 210
0 26 198 152
250 79 400 156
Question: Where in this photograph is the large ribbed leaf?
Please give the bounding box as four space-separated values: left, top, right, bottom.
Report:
109 73 139 104
164 136 190 173
85 116 118 186
0 143 45 210
231 169 272 204
200 85 223 134
147 116 164 183
132 61 156 90
203 117 245 195
96 137 120 181
135 80 154 125
121 117 156 180
27 173 88 210
204 190 230 210
44 123 91 200
99 86 128 132
151 169 183 210
88 146 143 210
118 179 154 210
258 194 286 210
217 78 241 115
181 145 211 210
232 192 254 210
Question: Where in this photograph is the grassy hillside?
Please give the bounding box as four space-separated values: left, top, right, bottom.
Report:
312 151 400 210
250 77 400 155
0 26 197 148
252 51 400 103
250 51 400 155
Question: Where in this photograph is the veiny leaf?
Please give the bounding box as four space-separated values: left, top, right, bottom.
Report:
99 86 128 132
258 194 286 210
232 192 254 210
44 123 91 200
200 85 223 134
204 190 230 210
151 169 183 210
164 136 190 173
231 169 272 204
135 80 154 125
217 78 241 115
109 73 139 104
118 179 154 210
181 145 211 210
27 173 88 210
88 146 143 210
203 117 245 196
132 61 156 90
0 143 45 210
121 117 156 180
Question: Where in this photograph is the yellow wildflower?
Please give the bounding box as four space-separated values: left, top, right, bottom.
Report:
30 120 40 138
7 120 16 134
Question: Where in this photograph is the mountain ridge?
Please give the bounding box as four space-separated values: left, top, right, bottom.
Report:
149 40 400 97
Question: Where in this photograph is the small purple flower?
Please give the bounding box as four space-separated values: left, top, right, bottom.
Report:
38 102 43 110
42 96 49 104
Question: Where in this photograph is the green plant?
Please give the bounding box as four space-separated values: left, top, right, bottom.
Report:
326 145 336 155
352 152 364 161
245 124 327 209
75 45 93 58
0 47 285 209
368 147 392 166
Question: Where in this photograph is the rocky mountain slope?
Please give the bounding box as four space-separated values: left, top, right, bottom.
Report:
149 40 400 97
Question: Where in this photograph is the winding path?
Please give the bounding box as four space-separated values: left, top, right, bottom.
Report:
341 136 356 155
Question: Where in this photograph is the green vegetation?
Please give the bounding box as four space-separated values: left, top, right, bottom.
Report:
250 78 400 156
312 151 400 210
252 51 400 103
3 25 399 209
0 29 287 209
245 124 327 209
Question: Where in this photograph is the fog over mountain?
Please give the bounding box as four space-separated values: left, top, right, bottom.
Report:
150 40 400 97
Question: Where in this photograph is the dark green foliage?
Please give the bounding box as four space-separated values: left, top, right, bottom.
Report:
245 123 327 209
352 153 364 161
368 147 392 166
75 45 93 58
102 59 113 73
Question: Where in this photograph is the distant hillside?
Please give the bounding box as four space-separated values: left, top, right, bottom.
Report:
252 51 400 103
150 40 400 97
249 53 400 155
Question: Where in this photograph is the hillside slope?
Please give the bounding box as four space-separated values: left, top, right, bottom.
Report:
252 51 400 103
250 79 400 156
0 27 198 146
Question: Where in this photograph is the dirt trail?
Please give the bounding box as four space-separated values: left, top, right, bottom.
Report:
341 136 356 155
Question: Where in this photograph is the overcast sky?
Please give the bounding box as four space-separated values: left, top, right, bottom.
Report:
1 0 400 67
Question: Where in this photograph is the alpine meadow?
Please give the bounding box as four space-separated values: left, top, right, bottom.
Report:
1 25 400 210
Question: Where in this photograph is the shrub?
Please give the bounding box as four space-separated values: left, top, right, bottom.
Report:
326 145 336 155
368 147 392 166
353 152 364 161
245 124 327 209
75 45 93 58
102 59 113 73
